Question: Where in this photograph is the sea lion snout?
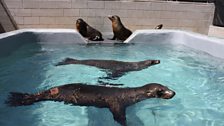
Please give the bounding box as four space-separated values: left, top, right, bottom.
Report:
145 60 160 65
156 87 175 99
108 15 120 22
153 60 160 64
144 84 175 99
108 15 113 21
162 90 175 99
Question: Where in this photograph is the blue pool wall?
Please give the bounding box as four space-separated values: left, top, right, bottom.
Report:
125 30 224 59
0 29 87 57
0 29 224 59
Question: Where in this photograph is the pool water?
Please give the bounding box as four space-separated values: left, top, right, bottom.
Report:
0 42 224 126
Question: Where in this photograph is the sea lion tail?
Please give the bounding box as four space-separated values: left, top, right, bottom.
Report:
5 92 39 107
55 57 79 66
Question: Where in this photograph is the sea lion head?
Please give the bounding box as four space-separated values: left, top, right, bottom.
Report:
108 15 121 22
142 83 175 99
76 18 87 29
145 60 160 66
76 18 88 37
155 24 163 29
108 15 122 26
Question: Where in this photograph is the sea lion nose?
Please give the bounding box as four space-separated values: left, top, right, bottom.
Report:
171 91 175 97
154 60 160 64
108 15 113 20
164 90 175 99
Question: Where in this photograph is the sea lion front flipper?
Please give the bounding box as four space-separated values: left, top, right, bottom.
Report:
99 70 125 80
110 70 125 79
109 103 127 126
97 80 124 86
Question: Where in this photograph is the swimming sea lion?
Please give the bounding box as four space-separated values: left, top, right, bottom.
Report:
6 83 175 126
108 15 132 41
76 18 104 41
55 58 160 79
155 24 163 29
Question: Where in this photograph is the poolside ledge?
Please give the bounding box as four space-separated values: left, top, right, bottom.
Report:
125 30 224 59
1 29 224 59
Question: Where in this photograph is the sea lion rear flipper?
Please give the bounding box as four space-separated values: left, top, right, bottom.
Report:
109 104 127 126
55 58 78 66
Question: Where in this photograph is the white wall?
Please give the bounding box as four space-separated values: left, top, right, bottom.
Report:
208 25 224 39
4 0 215 34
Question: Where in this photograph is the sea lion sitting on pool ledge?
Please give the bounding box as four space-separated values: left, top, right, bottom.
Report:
108 15 132 41
5 83 175 126
76 18 104 41
55 58 160 79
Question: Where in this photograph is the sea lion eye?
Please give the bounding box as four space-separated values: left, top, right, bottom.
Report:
112 16 114 18
157 90 164 97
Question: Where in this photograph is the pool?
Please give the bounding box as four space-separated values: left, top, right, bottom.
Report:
0 29 224 126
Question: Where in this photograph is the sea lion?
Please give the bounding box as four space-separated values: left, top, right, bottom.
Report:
108 15 132 41
155 24 163 29
55 58 160 79
76 18 104 41
5 83 175 126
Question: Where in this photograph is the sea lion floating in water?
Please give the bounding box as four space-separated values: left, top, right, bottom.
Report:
55 58 160 79
108 15 132 41
76 18 104 41
6 83 175 126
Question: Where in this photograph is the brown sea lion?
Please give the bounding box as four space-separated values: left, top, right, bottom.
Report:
76 18 104 41
6 83 175 126
108 15 132 41
55 58 160 79
155 24 163 29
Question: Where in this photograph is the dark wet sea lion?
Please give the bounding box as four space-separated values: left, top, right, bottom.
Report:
108 15 132 41
155 24 163 29
76 18 104 41
6 83 175 126
55 58 160 79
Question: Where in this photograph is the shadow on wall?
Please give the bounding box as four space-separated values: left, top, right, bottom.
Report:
213 0 224 27
0 0 17 32
0 23 5 33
